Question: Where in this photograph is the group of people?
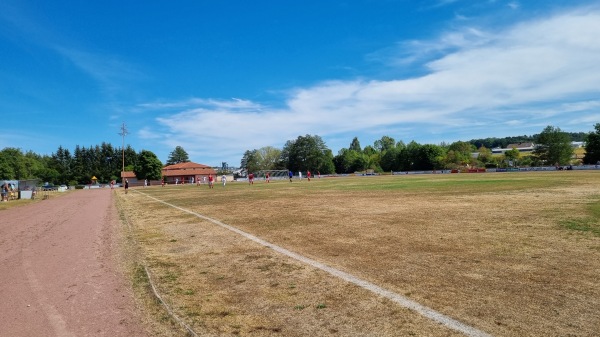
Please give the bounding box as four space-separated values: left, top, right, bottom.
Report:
288 170 318 182
206 174 227 188
243 170 320 184
117 171 323 192
249 172 270 184
1 181 13 202
156 175 229 188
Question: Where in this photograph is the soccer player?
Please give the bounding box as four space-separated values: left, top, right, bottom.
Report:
248 172 254 185
307 170 311 181
208 174 214 189
266 172 270 183
289 170 293 182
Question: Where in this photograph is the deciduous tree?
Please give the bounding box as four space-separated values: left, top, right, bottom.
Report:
583 123 600 164
374 136 396 153
283 135 335 174
534 126 573 166
135 150 163 180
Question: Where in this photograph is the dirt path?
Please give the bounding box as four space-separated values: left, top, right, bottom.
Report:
0 189 148 337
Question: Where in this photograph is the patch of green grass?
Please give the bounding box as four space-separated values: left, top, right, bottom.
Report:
561 218 600 236
132 264 149 289
160 271 180 283
325 174 563 193
151 260 178 268
183 289 196 295
184 307 202 317
258 262 277 272
560 199 600 236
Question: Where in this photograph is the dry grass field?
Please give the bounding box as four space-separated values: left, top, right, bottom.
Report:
116 171 600 337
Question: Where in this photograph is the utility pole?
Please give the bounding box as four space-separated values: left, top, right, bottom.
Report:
119 122 129 173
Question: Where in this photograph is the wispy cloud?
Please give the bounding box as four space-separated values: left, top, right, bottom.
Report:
507 2 520 10
0 1 141 102
54 46 143 96
141 8 600 163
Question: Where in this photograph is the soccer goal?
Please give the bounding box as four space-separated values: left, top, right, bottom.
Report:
256 170 290 181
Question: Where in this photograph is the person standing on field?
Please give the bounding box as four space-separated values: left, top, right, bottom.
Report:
208 174 214 189
221 174 227 187
1 181 8 202
248 172 254 185
266 172 270 183
307 170 311 181
124 179 129 194
289 170 293 182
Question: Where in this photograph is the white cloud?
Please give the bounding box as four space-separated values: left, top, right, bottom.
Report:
142 8 600 164
507 2 520 10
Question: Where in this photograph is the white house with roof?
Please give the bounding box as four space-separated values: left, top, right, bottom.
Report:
491 142 536 154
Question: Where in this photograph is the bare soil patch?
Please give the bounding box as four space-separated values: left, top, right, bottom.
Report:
0 188 149 337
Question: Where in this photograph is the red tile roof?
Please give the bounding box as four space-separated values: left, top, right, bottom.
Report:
162 162 216 177
164 162 212 170
121 171 137 178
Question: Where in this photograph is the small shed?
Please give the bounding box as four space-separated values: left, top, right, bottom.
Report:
121 171 138 184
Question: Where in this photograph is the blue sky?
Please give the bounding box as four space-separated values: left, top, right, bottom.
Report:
1 1 599 167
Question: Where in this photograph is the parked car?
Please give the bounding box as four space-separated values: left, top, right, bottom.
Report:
42 184 57 191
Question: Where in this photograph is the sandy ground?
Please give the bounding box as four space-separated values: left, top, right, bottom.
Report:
0 189 148 337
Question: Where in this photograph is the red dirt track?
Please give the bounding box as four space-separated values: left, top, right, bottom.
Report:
0 189 148 336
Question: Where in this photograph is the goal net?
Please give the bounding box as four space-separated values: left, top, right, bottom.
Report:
256 170 289 181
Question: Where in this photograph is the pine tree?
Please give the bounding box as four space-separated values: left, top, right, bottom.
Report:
166 146 190 165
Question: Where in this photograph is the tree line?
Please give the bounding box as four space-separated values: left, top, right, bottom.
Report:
240 124 600 174
3 124 600 184
468 131 587 150
0 143 162 185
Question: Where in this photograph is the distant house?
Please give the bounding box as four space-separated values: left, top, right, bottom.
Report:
571 141 584 148
492 142 536 154
162 162 217 184
506 142 536 152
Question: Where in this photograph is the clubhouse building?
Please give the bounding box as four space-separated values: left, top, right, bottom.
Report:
162 161 217 184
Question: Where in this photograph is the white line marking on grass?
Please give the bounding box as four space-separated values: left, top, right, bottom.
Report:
138 192 493 337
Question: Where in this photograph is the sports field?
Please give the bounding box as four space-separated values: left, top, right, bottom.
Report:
116 171 600 337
